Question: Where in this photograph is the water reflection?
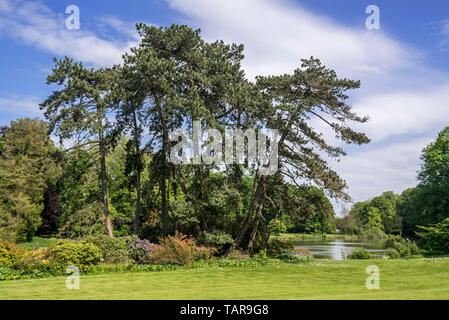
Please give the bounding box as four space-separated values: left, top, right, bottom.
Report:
291 239 394 260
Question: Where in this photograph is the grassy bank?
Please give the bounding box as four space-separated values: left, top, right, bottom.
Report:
271 233 398 241
1 258 448 299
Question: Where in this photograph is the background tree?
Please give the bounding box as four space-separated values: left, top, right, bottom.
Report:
0 118 60 241
416 127 449 225
227 58 370 255
40 57 117 237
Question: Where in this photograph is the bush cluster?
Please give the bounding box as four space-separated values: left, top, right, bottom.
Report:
46 239 103 272
2 239 103 276
277 248 313 263
390 239 422 258
266 239 294 256
83 235 130 264
417 218 449 253
0 241 25 266
150 232 213 266
198 230 233 255
124 235 158 264
347 248 371 259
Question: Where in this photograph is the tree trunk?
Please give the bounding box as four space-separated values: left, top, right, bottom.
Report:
161 117 169 234
263 206 282 250
247 180 268 253
98 119 113 237
225 174 265 256
132 111 141 236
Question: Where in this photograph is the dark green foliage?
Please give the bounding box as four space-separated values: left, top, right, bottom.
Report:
37 186 61 236
417 218 449 253
198 230 234 255
0 118 61 242
392 239 422 258
0 265 22 280
268 220 287 235
347 248 371 259
83 235 130 264
266 239 294 256
386 248 401 259
46 239 103 272
398 128 449 236
350 191 402 235
336 210 361 235
277 249 313 263
286 186 336 234
359 227 387 239
40 58 116 237
397 187 422 236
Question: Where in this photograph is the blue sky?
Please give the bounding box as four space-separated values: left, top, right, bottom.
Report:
1 0 449 213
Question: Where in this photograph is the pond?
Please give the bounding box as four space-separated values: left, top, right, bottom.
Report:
290 239 394 260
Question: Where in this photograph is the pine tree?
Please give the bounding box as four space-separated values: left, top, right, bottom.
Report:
40 57 116 237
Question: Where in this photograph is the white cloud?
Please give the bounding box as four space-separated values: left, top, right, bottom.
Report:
0 95 41 117
329 136 432 214
0 0 138 67
166 0 420 80
352 84 449 142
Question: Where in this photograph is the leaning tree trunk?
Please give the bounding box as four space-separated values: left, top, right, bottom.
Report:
98 116 113 237
225 174 265 256
263 205 282 250
246 180 268 253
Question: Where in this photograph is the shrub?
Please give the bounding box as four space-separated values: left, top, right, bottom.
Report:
417 218 449 253
347 248 371 259
386 248 401 259
198 230 233 255
150 232 213 266
0 265 22 280
392 239 422 258
253 249 268 260
13 248 49 271
269 219 287 235
266 239 294 256
278 248 313 263
45 239 103 272
0 241 25 266
83 235 130 264
0 241 54 278
361 227 387 239
124 235 158 264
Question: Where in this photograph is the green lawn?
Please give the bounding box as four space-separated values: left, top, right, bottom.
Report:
1 258 448 300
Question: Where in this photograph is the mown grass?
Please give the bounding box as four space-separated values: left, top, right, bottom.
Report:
1 258 448 300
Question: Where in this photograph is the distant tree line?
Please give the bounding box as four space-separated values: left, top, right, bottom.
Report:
337 126 449 242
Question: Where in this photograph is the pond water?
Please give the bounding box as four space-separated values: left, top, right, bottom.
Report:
290 239 394 260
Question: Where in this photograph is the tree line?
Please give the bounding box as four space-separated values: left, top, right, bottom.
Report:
0 23 370 255
337 126 449 240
